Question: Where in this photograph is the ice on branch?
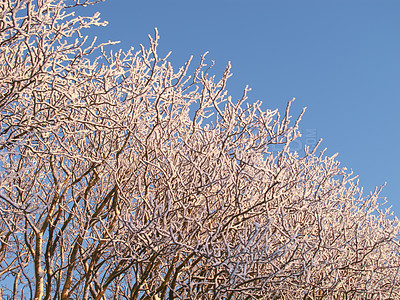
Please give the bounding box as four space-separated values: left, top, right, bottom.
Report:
0 0 399 299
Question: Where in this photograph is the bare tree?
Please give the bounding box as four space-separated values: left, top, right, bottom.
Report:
1 0 399 299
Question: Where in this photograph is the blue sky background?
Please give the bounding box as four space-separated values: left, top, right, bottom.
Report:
81 0 399 215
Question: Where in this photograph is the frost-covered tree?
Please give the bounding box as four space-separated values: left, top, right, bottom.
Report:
1 0 399 299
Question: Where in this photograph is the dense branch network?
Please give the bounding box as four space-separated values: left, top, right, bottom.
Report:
0 0 399 299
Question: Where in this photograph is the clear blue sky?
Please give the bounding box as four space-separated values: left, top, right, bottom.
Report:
82 0 400 215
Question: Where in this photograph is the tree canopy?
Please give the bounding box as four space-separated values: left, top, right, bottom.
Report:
0 0 399 299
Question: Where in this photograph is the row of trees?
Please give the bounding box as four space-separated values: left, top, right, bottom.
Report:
1 0 399 299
